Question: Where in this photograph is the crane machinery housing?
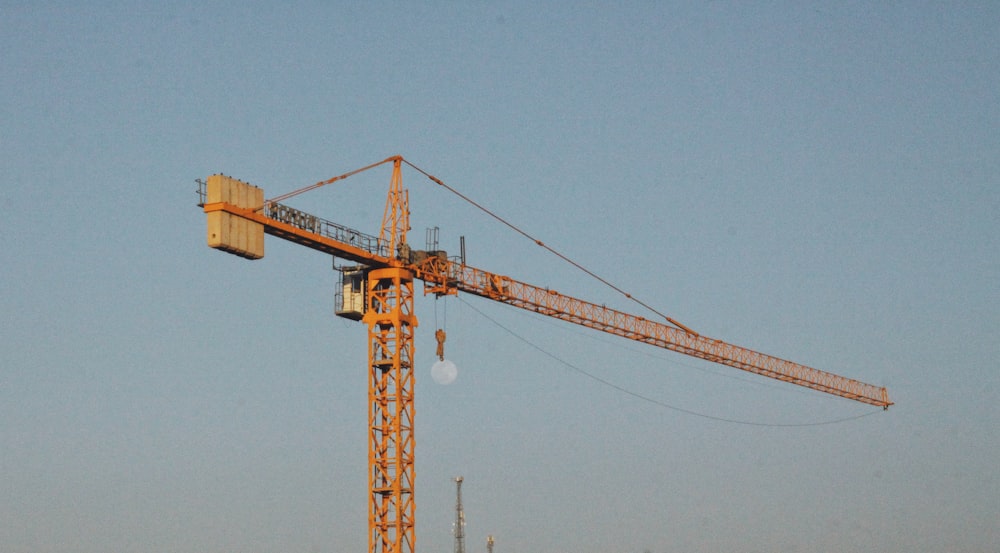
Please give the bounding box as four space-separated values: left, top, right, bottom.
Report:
197 155 892 553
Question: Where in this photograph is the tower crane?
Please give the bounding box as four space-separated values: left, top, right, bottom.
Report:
197 155 892 553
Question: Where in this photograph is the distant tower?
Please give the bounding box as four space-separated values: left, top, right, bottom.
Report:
486 535 494 553
454 477 466 553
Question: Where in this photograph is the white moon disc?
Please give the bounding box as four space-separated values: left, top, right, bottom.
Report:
431 359 458 385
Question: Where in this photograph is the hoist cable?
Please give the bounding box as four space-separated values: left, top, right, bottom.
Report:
461 296 879 427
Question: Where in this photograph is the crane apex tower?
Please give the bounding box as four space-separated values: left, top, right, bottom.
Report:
205 174 265 259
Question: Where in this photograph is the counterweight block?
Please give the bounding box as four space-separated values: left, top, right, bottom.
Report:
205 174 265 259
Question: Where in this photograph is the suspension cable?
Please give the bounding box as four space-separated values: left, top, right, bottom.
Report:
261 155 695 335
460 296 878 427
264 155 402 207
402 158 697 335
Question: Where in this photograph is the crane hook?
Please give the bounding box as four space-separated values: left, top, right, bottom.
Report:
435 328 446 361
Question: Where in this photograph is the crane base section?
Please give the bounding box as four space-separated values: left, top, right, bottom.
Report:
205 174 265 259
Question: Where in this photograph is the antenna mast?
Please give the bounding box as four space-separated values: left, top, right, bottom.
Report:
454 476 466 553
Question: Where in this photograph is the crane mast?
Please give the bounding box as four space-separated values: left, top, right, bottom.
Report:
364 158 416 553
197 156 892 553
364 265 416 553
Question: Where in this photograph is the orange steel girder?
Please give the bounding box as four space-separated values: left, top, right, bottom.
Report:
363 268 417 553
413 256 893 409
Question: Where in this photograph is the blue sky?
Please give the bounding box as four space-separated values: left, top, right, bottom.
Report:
1 2 997 552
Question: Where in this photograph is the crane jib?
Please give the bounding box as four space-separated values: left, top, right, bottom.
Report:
204 194 892 409
412 256 893 409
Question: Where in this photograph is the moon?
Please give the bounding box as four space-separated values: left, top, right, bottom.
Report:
431 359 458 385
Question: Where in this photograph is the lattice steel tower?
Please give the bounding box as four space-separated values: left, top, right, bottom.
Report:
454 477 466 553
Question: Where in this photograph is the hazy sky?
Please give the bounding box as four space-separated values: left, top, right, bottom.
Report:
2 3 997 553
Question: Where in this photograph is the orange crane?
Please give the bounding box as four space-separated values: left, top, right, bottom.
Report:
198 155 892 553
